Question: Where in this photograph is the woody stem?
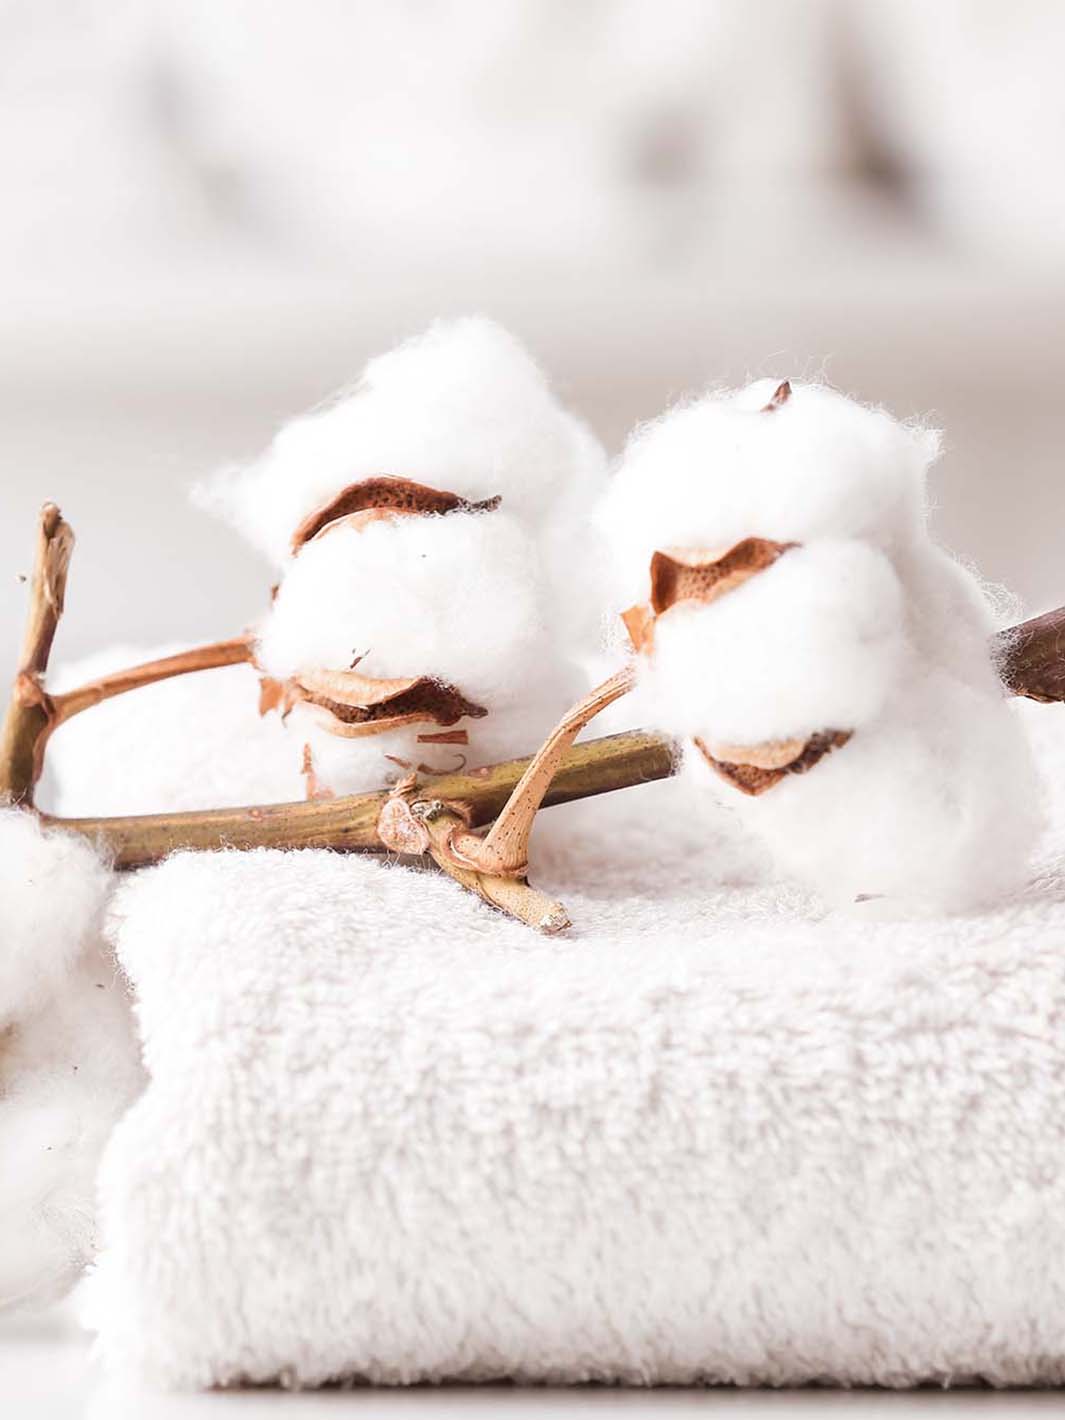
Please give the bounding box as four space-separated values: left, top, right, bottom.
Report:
0 504 74 806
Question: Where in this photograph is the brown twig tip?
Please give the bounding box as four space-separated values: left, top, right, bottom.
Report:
761 379 791 412
994 607 1065 704
0 503 75 805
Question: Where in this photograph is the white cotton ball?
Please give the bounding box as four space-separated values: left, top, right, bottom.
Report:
257 509 551 708
700 675 1041 914
600 377 1041 914
195 317 606 569
645 541 907 745
0 811 112 1029
256 507 585 793
598 380 936 608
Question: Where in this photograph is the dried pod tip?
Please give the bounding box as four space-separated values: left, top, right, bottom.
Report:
761 380 791 412
290 476 502 552
649 537 796 615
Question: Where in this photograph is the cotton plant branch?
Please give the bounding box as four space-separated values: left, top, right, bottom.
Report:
40 727 676 866
0 504 74 805
4 501 1065 934
428 664 638 880
50 636 255 726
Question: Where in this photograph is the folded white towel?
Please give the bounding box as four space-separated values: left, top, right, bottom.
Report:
85 700 1065 1389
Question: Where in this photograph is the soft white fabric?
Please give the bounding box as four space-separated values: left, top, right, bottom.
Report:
597 379 1041 912
0 811 141 1309
86 700 1065 1389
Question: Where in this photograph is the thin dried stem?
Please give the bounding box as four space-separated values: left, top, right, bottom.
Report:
0 504 74 805
415 800 571 934
39 729 679 869
50 636 255 727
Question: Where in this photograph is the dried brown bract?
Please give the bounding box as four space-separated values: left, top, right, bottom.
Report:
290 476 501 551
693 730 853 796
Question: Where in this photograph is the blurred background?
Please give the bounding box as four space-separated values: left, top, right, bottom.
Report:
2 0 1064 675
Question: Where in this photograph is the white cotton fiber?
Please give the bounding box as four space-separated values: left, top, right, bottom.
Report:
698 670 1040 914
645 540 906 745
599 378 935 611
195 317 606 571
0 809 112 1027
0 815 142 1310
599 378 1041 913
258 511 547 704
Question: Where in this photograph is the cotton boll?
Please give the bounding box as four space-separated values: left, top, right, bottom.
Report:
706 675 1041 914
257 508 585 793
601 377 1041 914
195 317 607 571
0 811 112 1028
644 541 907 745
258 511 550 708
599 381 935 608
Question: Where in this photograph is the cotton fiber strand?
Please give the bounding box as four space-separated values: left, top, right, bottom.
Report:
598 378 1041 913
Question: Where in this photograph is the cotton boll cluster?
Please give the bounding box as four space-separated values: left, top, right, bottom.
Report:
599 379 1041 913
0 812 142 1309
196 318 606 795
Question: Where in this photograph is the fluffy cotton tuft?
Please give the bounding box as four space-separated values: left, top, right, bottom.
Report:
195 317 606 569
599 379 1041 914
645 541 907 744
193 319 609 796
598 379 937 610
258 510 548 703
0 810 113 1028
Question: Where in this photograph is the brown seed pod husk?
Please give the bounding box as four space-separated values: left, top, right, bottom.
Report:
693 729 852 796
291 476 501 552
295 675 487 740
650 537 797 615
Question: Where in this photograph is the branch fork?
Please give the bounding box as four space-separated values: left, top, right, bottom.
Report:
3 502 1064 935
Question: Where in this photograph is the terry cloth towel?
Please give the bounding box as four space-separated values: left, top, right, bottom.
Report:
87 700 1065 1390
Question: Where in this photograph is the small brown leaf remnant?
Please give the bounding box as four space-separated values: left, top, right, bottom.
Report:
291 476 501 552
693 730 852 796
301 743 335 802
257 664 487 740
621 537 796 655
649 537 796 615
